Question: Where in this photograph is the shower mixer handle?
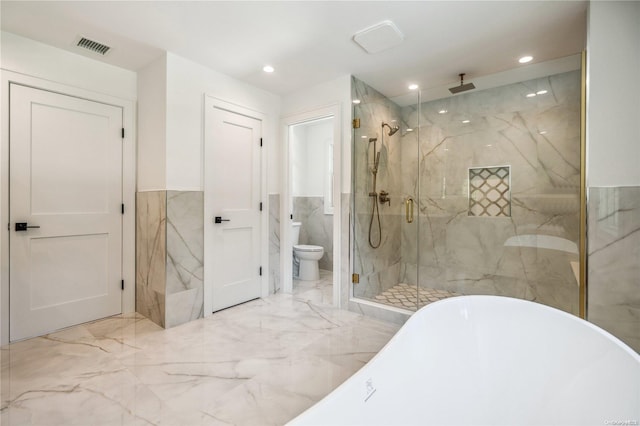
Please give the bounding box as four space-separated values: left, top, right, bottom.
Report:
379 190 390 206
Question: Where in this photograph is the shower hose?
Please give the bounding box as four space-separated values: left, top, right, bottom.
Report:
368 194 382 248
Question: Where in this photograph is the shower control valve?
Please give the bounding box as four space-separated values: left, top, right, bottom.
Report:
379 190 390 206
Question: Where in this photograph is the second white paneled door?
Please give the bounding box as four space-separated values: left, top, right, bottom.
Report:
9 84 123 341
209 106 262 312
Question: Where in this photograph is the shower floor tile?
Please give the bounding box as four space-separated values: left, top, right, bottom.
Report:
374 283 460 310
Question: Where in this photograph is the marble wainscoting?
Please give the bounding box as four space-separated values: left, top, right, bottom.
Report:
293 196 333 271
269 194 281 293
588 186 640 352
136 191 204 329
136 191 166 327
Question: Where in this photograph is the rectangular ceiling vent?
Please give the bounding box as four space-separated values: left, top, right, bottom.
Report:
76 37 111 56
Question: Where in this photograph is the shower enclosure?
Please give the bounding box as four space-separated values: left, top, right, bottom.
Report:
351 60 582 315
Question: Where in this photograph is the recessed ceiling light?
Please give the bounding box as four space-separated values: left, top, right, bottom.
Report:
486 144 493 147
519 55 533 64
462 119 470 124
536 90 548 95
406 128 414 132
539 130 547 135
352 99 361 104
526 93 537 98
438 109 448 114
361 135 368 139
408 84 419 90
263 65 274 73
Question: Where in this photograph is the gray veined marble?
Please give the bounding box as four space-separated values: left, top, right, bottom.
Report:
0 283 400 425
351 71 581 315
136 190 204 329
269 193 281 293
136 191 166 327
588 186 640 353
293 196 333 271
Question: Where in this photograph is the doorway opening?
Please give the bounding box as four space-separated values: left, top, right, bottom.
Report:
282 105 341 307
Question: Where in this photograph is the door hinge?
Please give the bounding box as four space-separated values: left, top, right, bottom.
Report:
121 203 125 215
259 202 263 211
121 280 124 290
259 266 263 276
352 273 360 284
121 128 125 138
260 137 263 147
353 118 360 129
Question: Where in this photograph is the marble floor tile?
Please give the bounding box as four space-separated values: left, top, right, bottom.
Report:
0 280 399 426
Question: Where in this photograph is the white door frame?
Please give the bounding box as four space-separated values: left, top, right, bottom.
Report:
203 95 269 317
281 104 342 307
0 71 136 345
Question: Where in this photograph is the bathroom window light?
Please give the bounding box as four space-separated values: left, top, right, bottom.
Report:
519 55 533 63
263 65 274 73
408 83 419 90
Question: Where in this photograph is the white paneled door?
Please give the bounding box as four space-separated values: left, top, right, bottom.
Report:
9 84 123 341
210 107 262 312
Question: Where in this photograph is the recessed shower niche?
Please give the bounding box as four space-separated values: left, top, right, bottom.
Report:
351 56 582 316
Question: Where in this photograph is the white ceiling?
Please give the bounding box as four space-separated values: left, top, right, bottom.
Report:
0 1 587 99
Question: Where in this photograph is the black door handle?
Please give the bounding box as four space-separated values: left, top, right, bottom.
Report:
214 216 230 224
15 222 41 231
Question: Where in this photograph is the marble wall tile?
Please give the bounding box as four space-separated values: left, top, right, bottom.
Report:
352 77 405 301
293 197 333 271
340 193 351 309
165 191 204 328
351 72 582 316
136 190 204 329
269 194 281 293
136 191 166 327
588 186 640 352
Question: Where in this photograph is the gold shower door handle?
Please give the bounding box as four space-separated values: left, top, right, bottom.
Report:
405 197 414 223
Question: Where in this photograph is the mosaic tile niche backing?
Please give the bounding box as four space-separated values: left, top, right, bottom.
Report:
468 166 511 217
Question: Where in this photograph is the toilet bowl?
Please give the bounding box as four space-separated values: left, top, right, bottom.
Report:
292 222 324 281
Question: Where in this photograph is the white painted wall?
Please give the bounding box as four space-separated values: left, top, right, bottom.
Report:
587 1 640 187
282 75 352 193
165 52 281 191
137 54 167 191
292 120 332 197
0 32 137 100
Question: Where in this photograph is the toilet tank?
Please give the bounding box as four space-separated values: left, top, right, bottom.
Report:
292 222 301 246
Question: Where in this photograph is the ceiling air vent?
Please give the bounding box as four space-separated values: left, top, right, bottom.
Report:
76 37 111 56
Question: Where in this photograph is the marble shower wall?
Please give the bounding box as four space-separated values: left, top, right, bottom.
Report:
351 77 406 300
293 197 333 271
136 191 204 328
400 70 582 314
587 186 640 352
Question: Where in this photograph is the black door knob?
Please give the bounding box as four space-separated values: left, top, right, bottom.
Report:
214 216 230 224
15 222 41 231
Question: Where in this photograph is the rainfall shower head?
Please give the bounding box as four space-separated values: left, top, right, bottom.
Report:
382 122 399 136
449 73 476 94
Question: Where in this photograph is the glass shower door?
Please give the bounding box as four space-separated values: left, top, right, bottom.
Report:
351 77 421 311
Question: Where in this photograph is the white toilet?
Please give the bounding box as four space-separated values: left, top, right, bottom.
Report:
292 222 324 281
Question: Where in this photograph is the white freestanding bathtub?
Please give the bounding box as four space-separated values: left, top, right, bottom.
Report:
290 296 640 426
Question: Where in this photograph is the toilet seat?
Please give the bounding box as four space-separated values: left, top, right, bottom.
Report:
294 244 323 252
